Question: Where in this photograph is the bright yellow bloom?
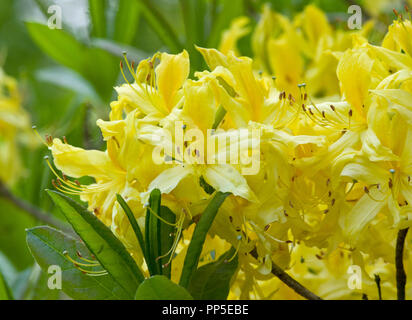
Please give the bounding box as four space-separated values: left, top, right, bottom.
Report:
46 9 412 300
0 68 32 185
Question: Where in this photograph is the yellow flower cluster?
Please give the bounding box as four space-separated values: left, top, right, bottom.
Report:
0 68 31 186
49 5 412 299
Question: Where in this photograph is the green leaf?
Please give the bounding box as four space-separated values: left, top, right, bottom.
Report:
81 47 119 101
114 0 141 44
0 199 36 269
188 247 238 300
89 0 107 38
26 22 84 72
179 192 230 288
135 275 193 300
116 194 146 262
138 0 182 53
47 190 144 298
26 226 131 300
207 0 245 48
26 22 119 101
145 189 162 276
158 206 176 279
0 269 13 300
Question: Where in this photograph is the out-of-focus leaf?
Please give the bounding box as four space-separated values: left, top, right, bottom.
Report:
0 269 13 300
81 47 119 101
36 66 98 101
90 38 148 62
207 0 245 48
0 251 17 285
26 22 84 72
0 199 35 269
135 275 193 300
138 0 182 53
11 267 32 300
26 22 119 101
47 190 144 297
188 247 238 300
89 0 107 38
26 226 131 300
114 0 141 44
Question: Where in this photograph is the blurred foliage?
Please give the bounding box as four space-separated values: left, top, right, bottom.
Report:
0 0 404 299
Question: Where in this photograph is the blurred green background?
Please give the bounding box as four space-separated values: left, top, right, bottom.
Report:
0 0 405 299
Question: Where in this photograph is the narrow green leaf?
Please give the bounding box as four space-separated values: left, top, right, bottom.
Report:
179 0 204 71
0 270 13 300
26 226 130 299
47 190 144 298
116 194 146 262
158 206 176 279
89 0 107 38
145 189 162 276
138 0 182 53
179 192 230 288
114 0 141 44
135 275 193 300
207 0 245 48
188 247 238 300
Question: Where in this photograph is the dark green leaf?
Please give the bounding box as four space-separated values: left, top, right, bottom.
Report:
135 275 193 300
158 206 176 279
116 194 146 262
179 192 230 288
188 247 238 300
145 189 162 275
47 190 144 298
26 226 131 299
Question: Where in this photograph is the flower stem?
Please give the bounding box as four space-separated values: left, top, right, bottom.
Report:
250 247 322 300
396 227 409 300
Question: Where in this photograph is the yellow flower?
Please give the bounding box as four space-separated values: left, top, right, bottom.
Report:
113 50 190 120
0 68 31 185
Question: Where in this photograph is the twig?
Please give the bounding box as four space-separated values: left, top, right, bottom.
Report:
374 274 382 300
0 180 71 233
396 227 409 300
250 247 322 300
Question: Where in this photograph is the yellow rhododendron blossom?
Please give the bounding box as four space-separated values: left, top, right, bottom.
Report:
45 7 412 300
0 68 32 186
